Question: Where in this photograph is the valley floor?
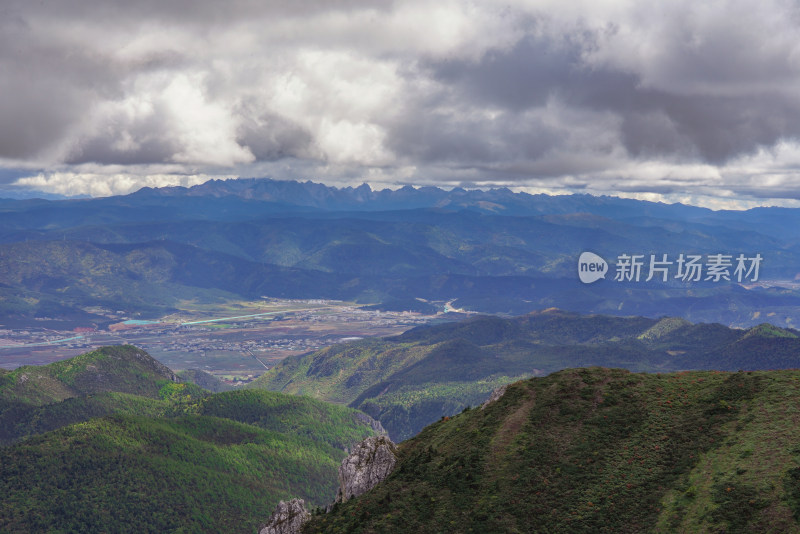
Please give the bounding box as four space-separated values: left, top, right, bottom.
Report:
0 298 448 382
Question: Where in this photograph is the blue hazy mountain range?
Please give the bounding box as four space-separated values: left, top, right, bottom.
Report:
1 178 799 328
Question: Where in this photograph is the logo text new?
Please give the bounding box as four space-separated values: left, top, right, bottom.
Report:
578 252 763 284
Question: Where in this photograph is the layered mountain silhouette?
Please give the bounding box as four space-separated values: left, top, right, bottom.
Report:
1 178 799 328
251 310 800 440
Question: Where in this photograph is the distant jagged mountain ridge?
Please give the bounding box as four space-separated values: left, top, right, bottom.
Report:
1 177 800 328
135 177 800 240
5 177 800 239
137 177 717 218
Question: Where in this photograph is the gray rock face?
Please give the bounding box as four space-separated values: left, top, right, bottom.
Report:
481 384 508 409
336 435 398 503
259 499 310 534
352 412 388 436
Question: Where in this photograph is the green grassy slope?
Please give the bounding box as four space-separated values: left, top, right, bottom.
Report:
249 336 525 441
0 345 211 446
0 391 170 446
0 345 177 405
197 389 379 451
250 311 800 441
307 367 800 534
0 348 384 532
0 346 382 449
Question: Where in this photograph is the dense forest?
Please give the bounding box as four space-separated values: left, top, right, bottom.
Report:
0 346 381 533
307 367 800 533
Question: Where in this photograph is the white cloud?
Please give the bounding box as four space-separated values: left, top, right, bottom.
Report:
14 171 224 197
576 0 800 96
265 50 401 165
161 74 255 166
3 0 800 205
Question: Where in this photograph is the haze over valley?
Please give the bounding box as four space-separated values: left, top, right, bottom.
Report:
3 179 800 385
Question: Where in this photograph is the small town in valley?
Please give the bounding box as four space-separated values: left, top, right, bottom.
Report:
0 298 454 384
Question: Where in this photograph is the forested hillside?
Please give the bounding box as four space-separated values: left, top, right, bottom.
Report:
0 347 382 533
307 367 800 533
251 310 800 440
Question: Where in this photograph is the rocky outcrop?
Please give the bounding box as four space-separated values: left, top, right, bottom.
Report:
481 384 508 409
256 436 398 532
336 436 398 503
259 499 310 534
352 412 388 437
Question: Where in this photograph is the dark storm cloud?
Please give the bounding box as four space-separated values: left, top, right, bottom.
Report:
6 0 384 26
407 30 800 168
0 0 383 168
429 34 574 112
64 112 181 166
3 0 800 204
389 105 563 166
234 100 317 162
0 13 112 160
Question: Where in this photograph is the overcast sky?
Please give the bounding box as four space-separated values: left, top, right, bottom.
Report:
2 0 800 208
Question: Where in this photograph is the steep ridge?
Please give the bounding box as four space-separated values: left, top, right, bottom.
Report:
0 345 177 405
306 367 800 533
0 345 209 446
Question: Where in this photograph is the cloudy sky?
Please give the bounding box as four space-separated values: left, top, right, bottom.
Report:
2 0 800 208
